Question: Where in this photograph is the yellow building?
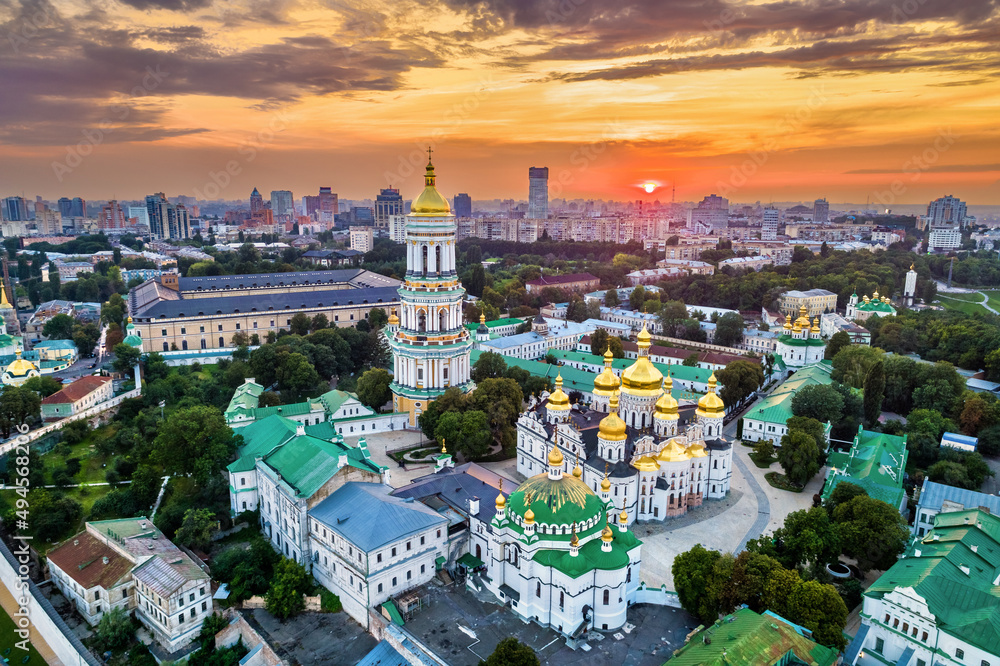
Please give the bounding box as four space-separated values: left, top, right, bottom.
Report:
778 289 838 318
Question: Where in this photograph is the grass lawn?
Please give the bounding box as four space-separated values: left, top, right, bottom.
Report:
984 290 1000 312
765 471 804 493
0 601 47 666
750 453 777 468
41 424 118 486
938 294 988 316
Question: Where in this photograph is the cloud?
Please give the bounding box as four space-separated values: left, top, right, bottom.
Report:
846 164 1000 174
116 0 214 11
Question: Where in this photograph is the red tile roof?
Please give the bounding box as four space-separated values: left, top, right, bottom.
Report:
47 532 132 590
41 375 111 405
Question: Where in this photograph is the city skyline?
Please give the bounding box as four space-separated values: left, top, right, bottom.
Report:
1 0 998 204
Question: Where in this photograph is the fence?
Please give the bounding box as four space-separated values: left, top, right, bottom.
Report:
0 538 102 666
634 582 682 608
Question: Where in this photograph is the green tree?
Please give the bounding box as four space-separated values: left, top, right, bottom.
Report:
777 429 822 486
112 342 142 374
824 331 851 361
472 351 508 383
672 544 723 624
22 375 62 398
791 384 843 423
472 378 523 451
368 307 389 330
434 411 463 453
716 360 764 407
478 638 539 666
714 312 745 348
310 313 329 331
357 368 392 411
831 345 884 389
151 405 236 483
0 385 42 438
27 489 82 542
604 289 620 307
266 558 312 620
459 410 492 459
466 264 486 298
590 328 610 357
73 322 101 357
658 300 689 337
95 607 133 651
730 551 785 613
175 508 218 551
771 507 841 570
823 481 867 515
630 286 648 312
863 359 886 426
682 353 699 367
912 378 957 414
833 494 908 573
785 416 826 450
787 579 848 650
289 313 311 336
275 351 321 400
42 313 75 339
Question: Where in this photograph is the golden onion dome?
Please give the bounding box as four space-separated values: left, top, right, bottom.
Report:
388 311 400 326
655 372 679 419
686 440 708 458
810 317 821 334
524 505 535 524
593 364 620 396
637 323 652 347
621 356 663 395
619 507 628 524
782 314 792 331
410 153 452 216
657 438 691 462
872 289 879 299
601 523 614 542
910 263 915 270
5 351 38 377
572 453 583 478
0 280 11 309
599 394 627 441
548 441 564 466
570 530 579 548
601 474 611 492
495 478 505 508
696 372 726 417
547 373 571 411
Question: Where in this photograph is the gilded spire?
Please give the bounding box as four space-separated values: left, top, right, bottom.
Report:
570 522 579 548
572 451 582 478
524 492 535 525
441 438 447 454
0 279 10 309
495 477 505 508
619 491 628 524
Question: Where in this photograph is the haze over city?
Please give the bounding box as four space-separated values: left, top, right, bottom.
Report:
1 0 999 203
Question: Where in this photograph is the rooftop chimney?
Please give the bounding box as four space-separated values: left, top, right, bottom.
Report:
102 556 109 565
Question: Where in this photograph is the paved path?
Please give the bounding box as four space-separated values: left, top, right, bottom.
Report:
731 451 770 554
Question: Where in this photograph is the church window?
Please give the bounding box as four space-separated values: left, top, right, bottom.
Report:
559 591 564 609
603 590 609 605
537 582 541 597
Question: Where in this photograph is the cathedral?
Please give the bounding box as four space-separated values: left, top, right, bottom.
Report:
386 151 474 426
482 438 642 636
516 325 733 522
773 305 828 369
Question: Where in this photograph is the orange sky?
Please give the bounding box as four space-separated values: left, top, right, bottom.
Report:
1 0 999 204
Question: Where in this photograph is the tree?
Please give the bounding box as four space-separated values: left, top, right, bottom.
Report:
275 351 321 401
27 489 82 542
152 405 236 483
357 368 392 411
472 351 507 383
658 300 689 337
368 307 388 330
714 312 745 348
22 376 62 398
777 429 822 486
682 353 699 367
73 322 101 357
604 289 620 307
863 359 886 426
831 345 884 389
175 508 217 551
0 385 42 438
472 378 523 451
912 378 957 414
466 264 486 298
310 313 329 331
672 544 723 624
787 579 848 649
95 607 133 651
459 410 492 459
959 393 1000 436
590 328 610 357
630 285 648 312
824 331 851 360
716 360 764 407
112 342 142 375
770 507 841 570
289 313 311 336
434 411 463 453
478 638 539 666
833 494 908 573
42 313 75 339
824 481 867 515
791 384 843 424
266 558 311 620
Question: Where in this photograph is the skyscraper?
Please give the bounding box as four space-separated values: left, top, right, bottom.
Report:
249 187 264 214
454 193 472 218
99 200 127 230
761 207 779 241
688 194 729 233
813 198 829 223
128 206 149 228
528 167 548 220
145 193 190 240
270 190 294 217
387 153 473 425
69 197 86 217
57 197 73 218
375 188 404 228
926 195 968 227
2 197 29 222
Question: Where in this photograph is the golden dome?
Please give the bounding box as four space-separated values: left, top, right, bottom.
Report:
570 530 579 548
410 152 451 216
388 312 399 325
548 440 564 466
637 323 652 347
621 330 663 395
910 263 915 270
572 453 582 478
696 372 726 418
600 473 611 493
0 280 10 309
593 347 620 396
601 522 614 542
782 314 792 331
524 505 535 524
655 373 679 420
872 289 879 299
657 438 691 462
619 507 628 524
810 317 820 334
5 351 38 378
547 373 571 411
599 394 627 441
495 478 505 508
686 440 708 458
863 295 871 303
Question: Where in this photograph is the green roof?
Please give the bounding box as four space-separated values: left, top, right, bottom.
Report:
382 600 405 626
250 400 321 419
866 509 1000 656
776 334 826 347
858 299 895 313
669 608 839 666
533 536 632 578
34 339 78 350
744 363 833 426
317 389 356 414
225 379 265 417
822 427 907 508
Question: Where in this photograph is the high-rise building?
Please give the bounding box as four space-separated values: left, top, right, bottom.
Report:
128 206 149 228
813 198 829 223
688 194 729 233
926 195 968 228
60 197 86 218
761 207 779 241
145 193 190 240
99 200 127 230
57 197 73 219
35 207 62 234
375 188 404 228
303 195 320 218
270 190 294 217
387 154 473 425
249 187 264 214
454 193 472 218
349 226 374 253
528 167 548 219
2 197 29 222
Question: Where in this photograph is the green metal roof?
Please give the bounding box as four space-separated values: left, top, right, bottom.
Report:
744 363 833 426
34 339 78 350
225 380 265 417
866 509 1000 656
318 389 356 414
669 607 839 666
822 427 907 508
776 334 826 347
533 536 632 578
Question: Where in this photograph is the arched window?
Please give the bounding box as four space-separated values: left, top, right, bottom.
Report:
418 310 426 333
476 544 481 560
536 582 541 597
603 590 610 605
422 245 428 277
435 245 441 274
439 308 447 331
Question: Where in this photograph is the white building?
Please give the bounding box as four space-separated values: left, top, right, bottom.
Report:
388 214 407 244
719 255 773 272
349 226 374 253
773 308 827 369
761 207 778 241
478 316 594 360
928 226 962 251
309 483 449 628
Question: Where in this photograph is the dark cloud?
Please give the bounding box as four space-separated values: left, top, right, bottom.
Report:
140 25 206 42
116 0 213 11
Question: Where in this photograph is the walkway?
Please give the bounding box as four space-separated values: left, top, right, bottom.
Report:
731 452 770 554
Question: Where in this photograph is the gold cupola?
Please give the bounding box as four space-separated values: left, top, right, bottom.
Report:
794 305 810 329
601 472 611 493
654 371 679 420
593 346 620 397
495 478 506 509
0 279 11 309
782 313 792 331
547 373 571 412
696 372 726 418
410 149 451 216
599 393 627 442
621 324 663 396
810 317 821 334
657 437 691 462
547 440 564 466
